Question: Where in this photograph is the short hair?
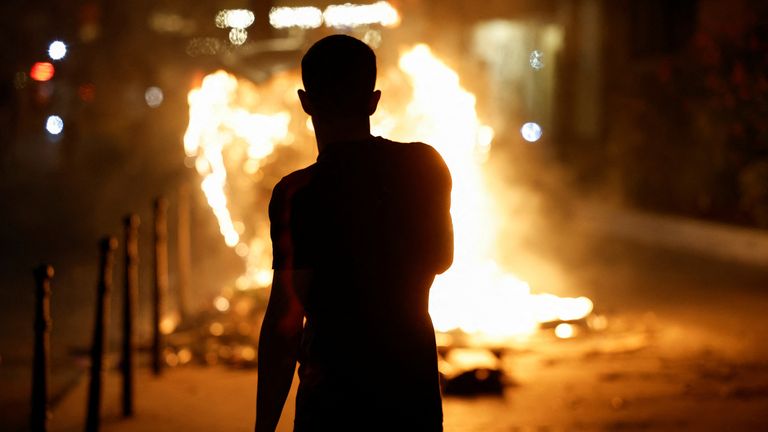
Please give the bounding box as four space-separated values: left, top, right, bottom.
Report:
301 35 377 115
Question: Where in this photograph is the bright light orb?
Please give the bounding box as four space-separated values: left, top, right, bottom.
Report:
529 50 544 70
224 9 255 29
46 115 64 135
48 41 67 60
269 7 323 29
30 62 55 82
144 86 164 108
555 323 575 339
323 1 400 28
213 296 230 312
520 122 542 142
229 28 248 45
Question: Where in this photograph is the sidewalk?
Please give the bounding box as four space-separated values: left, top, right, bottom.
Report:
47 317 768 431
50 367 296 432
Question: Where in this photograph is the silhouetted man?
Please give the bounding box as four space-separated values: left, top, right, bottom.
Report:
256 35 453 432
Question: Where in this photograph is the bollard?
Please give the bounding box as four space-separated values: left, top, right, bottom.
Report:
152 197 169 375
121 215 139 417
85 237 117 432
177 184 191 322
31 264 54 432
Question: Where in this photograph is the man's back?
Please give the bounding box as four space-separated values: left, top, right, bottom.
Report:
269 136 453 430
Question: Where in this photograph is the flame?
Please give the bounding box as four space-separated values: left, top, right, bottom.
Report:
183 71 292 250
184 45 593 341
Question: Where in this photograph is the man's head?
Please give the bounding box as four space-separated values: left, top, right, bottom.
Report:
299 35 381 118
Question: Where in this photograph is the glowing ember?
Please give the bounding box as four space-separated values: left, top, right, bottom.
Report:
183 44 594 341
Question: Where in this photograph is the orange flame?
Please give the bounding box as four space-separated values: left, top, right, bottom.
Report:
184 45 593 340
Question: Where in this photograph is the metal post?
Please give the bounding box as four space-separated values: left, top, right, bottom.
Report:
152 197 169 375
177 185 191 322
86 237 117 432
31 264 54 432
121 215 139 417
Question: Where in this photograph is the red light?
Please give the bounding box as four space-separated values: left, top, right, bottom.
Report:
30 62 55 81
78 83 96 102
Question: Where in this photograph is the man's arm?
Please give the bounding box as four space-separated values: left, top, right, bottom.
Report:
255 269 306 432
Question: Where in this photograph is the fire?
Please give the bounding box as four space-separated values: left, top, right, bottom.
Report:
183 44 593 341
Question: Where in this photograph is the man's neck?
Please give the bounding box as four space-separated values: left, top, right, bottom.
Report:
312 115 373 153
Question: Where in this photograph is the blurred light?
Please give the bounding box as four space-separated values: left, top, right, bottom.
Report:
588 314 608 331
474 369 491 381
79 3 101 42
195 158 210 175
554 323 575 339
213 296 230 312
229 28 248 45
165 351 179 367
323 1 400 28
36 82 55 103
216 9 254 29
78 83 96 102
269 6 323 29
520 122 542 142
48 41 67 60
235 276 250 291
45 115 64 135
476 125 494 160
235 242 250 257
186 37 221 57
445 348 499 370
209 322 224 336
215 10 227 28
234 297 253 316
256 269 273 287
149 12 197 34
243 159 260 175
241 346 256 361
30 62 55 82
223 9 255 29
144 86 164 108
177 348 193 364
14 71 28 89
233 221 245 234
362 29 382 48
160 316 178 335
529 50 544 70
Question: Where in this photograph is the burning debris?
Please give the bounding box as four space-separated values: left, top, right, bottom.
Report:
163 288 266 369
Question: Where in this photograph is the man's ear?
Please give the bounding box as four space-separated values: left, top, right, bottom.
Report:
367 90 382 116
298 89 313 116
